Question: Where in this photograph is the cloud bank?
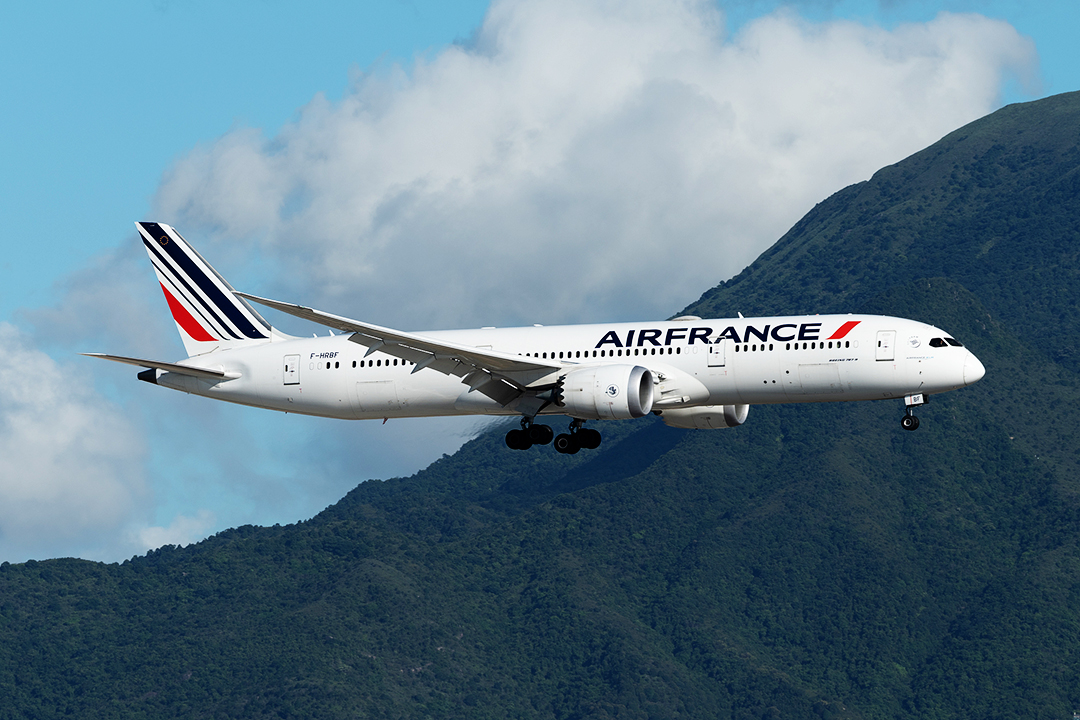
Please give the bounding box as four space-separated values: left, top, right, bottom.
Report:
156 0 1035 330
0 323 147 561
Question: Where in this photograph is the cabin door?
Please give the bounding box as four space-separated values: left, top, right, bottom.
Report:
875 331 896 361
708 340 726 367
283 354 300 385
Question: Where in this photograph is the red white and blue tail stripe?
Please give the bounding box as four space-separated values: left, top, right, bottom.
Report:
137 222 272 356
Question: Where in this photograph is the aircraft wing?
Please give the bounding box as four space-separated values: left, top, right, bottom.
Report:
82 353 227 379
236 292 563 404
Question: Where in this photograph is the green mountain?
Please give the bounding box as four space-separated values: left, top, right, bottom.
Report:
3 92 1080 719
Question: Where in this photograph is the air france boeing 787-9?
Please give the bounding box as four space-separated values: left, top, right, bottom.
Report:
86 223 985 453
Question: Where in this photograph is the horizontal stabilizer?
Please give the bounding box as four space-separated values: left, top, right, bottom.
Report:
81 353 226 379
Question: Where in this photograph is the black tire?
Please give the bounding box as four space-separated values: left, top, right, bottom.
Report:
577 428 602 449
529 424 554 445
554 433 580 454
506 428 532 449
901 415 919 431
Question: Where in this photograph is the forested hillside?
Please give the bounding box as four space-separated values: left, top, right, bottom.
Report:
2 93 1079 719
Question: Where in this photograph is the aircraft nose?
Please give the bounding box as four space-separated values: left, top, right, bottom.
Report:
964 352 986 386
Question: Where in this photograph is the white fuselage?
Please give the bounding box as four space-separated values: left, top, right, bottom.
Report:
154 314 984 422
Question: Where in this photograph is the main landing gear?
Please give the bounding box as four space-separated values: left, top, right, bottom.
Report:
505 418 601 453
553 419 602 455
901 393 926 431
505 417 552 450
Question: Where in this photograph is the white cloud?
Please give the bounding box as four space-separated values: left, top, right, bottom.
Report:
27 239 177 360
0 323 148 561
154 0 1035 330
136 509 216 551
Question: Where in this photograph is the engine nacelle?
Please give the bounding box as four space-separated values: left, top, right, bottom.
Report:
659 404 749 429
558 364 654 420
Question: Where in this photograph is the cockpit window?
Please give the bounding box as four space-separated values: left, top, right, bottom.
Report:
929 338 947 348
945 338 963 347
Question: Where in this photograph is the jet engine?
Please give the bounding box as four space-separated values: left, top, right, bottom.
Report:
659 404 749 429
557 365 654 420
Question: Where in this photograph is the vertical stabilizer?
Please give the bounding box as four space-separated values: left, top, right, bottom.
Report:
137 222 273 357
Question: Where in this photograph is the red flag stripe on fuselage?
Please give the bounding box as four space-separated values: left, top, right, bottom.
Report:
827 320 861 340
160 283 217 342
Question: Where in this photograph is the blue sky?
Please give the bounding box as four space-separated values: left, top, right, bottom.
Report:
0 0 1076 562
0 0 490 316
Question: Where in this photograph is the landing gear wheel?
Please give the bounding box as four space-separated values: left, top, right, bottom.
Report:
528 424 554 445
901 415 920 431
554 433 580 454
577 428 602 449
505 428 533 449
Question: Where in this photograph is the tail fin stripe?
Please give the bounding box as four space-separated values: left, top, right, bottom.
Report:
144 238 245 340
139 224 245 340
160 283 217 342
138 223 269 340
152 254 240 341
146 234 265 340
179 235 272 335
158 238 268 339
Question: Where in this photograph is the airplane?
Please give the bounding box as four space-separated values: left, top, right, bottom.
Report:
86 222 986 453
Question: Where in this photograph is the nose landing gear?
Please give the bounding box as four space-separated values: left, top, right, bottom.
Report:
901 393 926 431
